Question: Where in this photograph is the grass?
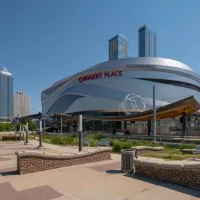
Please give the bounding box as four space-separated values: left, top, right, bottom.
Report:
37 133 200 160
141 146 200 160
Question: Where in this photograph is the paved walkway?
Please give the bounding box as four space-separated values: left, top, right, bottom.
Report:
0 140 200 199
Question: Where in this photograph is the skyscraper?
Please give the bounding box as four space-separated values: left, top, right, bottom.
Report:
14 91 30 117
0 67 13 122
109 34 128 61
138 25 157 57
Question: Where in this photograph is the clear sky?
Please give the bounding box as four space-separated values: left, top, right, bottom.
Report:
0 0 200 113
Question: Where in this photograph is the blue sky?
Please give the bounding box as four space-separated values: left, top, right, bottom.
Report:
0 0 200 113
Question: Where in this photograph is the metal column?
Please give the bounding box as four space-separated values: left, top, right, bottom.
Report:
38 120 43 148
61 116 63 133
24 122 29 145
153 86 156 142
79 115 83 152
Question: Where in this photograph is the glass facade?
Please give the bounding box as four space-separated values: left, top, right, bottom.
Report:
139 25 157 57
0 67 13 122
109 34 128 60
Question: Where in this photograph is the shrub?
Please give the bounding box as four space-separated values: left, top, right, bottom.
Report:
122 141 132 149
112 140 133 153
178 144 188 150
89 139 98 147
0 123 14 132
50 135 63 145
112 140 122 153
2 135 20 141
50 134 78 146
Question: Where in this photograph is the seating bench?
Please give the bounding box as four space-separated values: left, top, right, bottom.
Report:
83 139 90 147
193 145 200 160
98 140 111 147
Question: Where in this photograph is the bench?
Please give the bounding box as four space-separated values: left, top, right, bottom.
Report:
98 140 111 147
83 139 90 147
193 145 200 160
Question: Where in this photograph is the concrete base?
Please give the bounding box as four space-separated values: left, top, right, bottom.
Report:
37 146 45 149
24 142 30 145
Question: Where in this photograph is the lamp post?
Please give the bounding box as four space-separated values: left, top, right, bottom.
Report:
61 116 63 134
19 125 22 140
153 86 156 142
38 120 44 148
24 122 29 145
79 115 83 152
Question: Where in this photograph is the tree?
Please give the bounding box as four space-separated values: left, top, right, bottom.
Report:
26 120 37 131
15 122 23 131
0 123 14 132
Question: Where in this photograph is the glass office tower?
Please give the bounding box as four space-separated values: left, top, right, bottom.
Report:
0 67 13 122
109 34 128 60
138 25 157 57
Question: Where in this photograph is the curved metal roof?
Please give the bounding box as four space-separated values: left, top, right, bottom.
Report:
42 57 193 93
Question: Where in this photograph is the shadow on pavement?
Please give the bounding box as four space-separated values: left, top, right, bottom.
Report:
0 170 18 176
124 173 200 198
106 169 121 174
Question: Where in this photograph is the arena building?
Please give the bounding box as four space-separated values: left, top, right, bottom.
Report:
41 57 200 117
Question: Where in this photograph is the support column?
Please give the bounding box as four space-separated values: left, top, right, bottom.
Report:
79 115 83 152
43 120 45 133
38 120 44 148
60 116 63 133
124 121 127 130
147 120 151 136
153 85 156 142
19 125 22 140
182 112 187 138
24 122 29 145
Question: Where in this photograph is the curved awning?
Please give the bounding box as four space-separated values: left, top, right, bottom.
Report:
83 96 200 121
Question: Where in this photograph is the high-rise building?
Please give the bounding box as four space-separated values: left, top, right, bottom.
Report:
14 91 30 117
0 67 13 122
109 34 128 60
138 25 157 57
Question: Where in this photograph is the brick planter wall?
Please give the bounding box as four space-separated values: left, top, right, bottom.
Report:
134 160 200 190
15 148 111 174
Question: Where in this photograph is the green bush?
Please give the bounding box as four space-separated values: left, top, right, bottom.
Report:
112 140 122 153
50 136 63 145
112 140 133 153
50 134 78 146
122 141 133 149
89 139 98 147
0 123 14 132
178 143 196 150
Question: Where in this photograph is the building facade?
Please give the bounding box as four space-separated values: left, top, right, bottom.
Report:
109 34 128 60
139 25 157 57
41 57 200 118
0 67 13 122
14 91 30 117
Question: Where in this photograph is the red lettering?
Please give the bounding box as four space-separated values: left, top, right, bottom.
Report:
79 70 122 83
111 71 115 77
104 72 109 77
79 77 83 83
93 73 97 79
89 74 93 80
98 72 102 78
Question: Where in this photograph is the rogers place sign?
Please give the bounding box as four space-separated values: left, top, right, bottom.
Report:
79 70 122 83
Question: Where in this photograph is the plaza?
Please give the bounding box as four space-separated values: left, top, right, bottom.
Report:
0 140 200 200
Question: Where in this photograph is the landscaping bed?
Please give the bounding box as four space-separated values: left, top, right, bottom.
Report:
2 135 21 141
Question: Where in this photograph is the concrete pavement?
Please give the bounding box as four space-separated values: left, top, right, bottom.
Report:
0 140 199 199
